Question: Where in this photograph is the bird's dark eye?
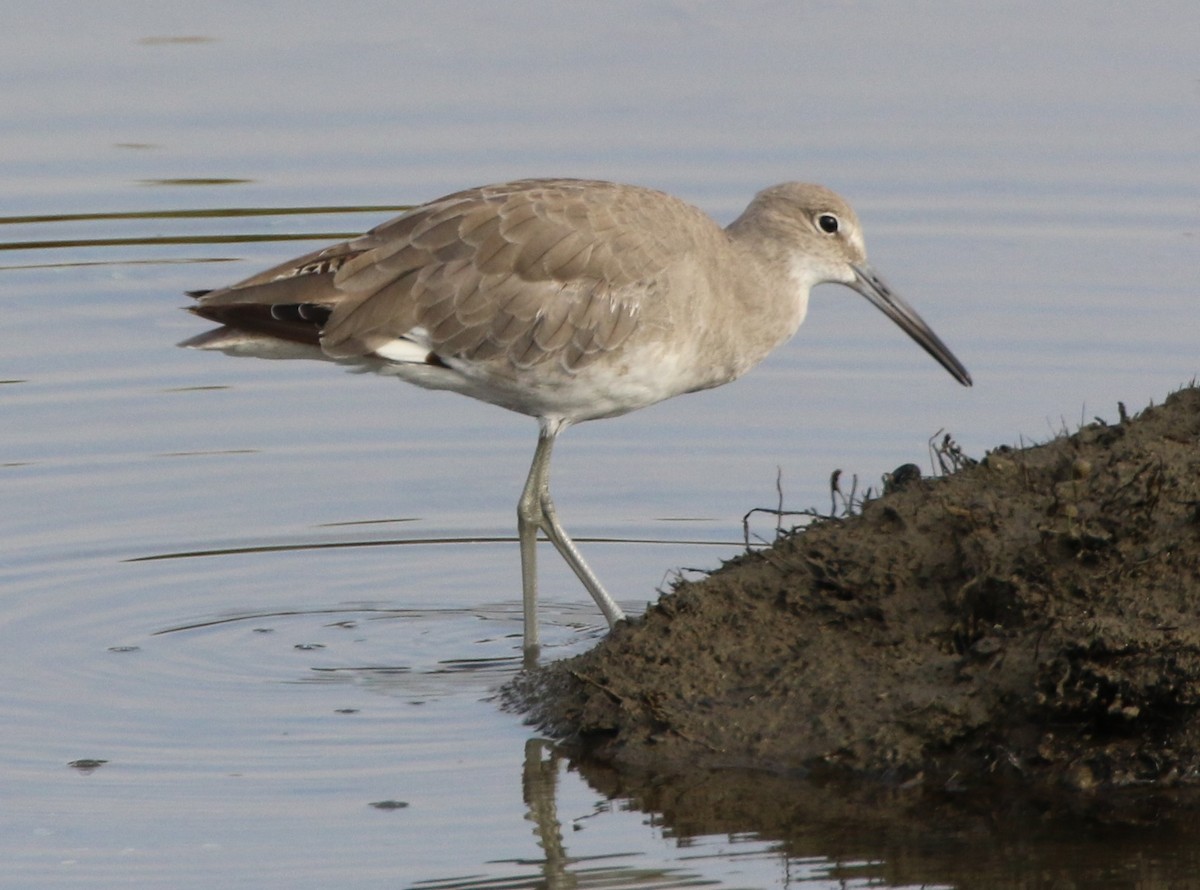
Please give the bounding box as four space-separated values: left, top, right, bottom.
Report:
816 213 840 234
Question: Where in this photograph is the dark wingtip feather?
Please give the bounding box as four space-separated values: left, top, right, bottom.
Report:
186 300 328 348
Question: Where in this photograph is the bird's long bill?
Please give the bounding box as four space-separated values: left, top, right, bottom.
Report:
850 263 972 387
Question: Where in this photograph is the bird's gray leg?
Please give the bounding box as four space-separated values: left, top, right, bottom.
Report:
538 489 626 628
517 424 626 653
517 432 549 653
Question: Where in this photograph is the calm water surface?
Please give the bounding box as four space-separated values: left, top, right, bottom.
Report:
3 2 1198 887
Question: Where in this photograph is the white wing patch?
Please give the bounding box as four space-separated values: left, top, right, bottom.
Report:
367 327 436 364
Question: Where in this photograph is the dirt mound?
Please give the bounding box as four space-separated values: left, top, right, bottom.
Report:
511 386 1200 793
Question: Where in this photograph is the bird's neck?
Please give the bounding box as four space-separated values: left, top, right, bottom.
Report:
720 236 811 368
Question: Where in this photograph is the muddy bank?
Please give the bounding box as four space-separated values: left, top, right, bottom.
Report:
510 386 1200 794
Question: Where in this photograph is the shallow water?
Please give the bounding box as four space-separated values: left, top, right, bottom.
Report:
2 2 1199 886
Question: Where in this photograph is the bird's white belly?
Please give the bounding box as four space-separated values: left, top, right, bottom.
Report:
377 342 712 424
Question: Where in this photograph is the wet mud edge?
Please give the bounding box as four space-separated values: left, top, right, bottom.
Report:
507 385 1200 800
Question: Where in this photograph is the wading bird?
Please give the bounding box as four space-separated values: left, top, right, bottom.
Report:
184 178 972 653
